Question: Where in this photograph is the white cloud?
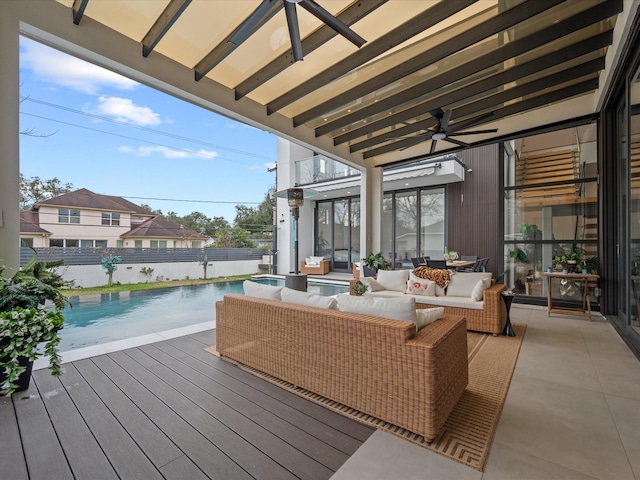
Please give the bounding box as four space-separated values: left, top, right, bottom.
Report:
20 37 138 94
97 96 161 126
120 145 218 160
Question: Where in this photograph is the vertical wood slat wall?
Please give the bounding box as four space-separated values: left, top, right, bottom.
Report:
446 145 503 277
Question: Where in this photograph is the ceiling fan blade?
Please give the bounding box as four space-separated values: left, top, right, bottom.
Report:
229 0 282 47
399 136 429 151
440 109 452 131
444 137 470 148
429 139 437 154
449 128 498 136
284 0 304 61
448 112 495 133
299 0 366 47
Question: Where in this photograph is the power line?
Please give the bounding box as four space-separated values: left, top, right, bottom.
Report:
19 112 264 167
21 96 274 161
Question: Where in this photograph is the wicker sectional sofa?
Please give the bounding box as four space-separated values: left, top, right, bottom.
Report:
216 293 468 442
350 269 508 336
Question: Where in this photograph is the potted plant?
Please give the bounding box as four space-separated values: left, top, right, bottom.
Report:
509 247 528 264
361 252 391 277
352 282 368 296
0 253 70 396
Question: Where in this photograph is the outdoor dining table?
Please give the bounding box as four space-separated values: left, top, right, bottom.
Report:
446 260 476 269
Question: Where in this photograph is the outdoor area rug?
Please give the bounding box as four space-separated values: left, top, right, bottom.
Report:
205 323 526 471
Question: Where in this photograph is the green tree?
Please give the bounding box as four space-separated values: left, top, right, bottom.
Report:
233 193 274 237
214 227 256 248
178 212 230 238
20 175 74 210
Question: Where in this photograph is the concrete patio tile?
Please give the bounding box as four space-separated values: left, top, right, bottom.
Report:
514 342 601 392
482 443 599 480
591 351 640 401
582 328 636 357
519 323 589 352
330 430 480 480
605 393 640 479
493 376 634 480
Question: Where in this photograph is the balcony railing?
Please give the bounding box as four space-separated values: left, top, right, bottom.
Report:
295 155 360 186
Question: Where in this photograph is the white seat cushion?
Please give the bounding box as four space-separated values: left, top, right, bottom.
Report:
243 280 282 300
364 290 485 310
376 269 409 292
415 307 445 329
281 286 337 309
337 293 416 322
446 272 492 297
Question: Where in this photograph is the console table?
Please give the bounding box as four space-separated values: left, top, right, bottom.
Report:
541 272 600 320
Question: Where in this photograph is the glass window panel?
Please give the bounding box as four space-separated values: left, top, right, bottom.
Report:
95 240 108 248
316 202 332 258
70 210 80 224
395 191 417 269
630 68 640 326
504 121 598 298
65 239 78 248
50 239 63 247
134 240 142 248
350 199 360 266
420 188 445 259
333 200 349 269
382 194 393 264
20 238 33 247
80 240 94 248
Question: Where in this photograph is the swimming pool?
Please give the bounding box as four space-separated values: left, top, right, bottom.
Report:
59 278 348 352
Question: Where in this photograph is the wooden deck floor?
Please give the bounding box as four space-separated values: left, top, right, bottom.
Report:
0 330 374 480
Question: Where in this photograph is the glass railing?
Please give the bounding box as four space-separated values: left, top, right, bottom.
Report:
295 155 360 185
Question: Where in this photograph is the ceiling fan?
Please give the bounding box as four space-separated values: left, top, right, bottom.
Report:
397 108 498 154
229 0 366 62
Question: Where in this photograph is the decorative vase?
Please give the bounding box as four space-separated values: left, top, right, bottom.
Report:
562 269 569 274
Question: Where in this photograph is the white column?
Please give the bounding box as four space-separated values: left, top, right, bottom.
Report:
360 165 383 258
0 4 21 275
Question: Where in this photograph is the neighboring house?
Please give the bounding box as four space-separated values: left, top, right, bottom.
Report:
19 188 205 249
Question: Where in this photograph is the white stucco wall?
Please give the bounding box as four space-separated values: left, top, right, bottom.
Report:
60 260 261 288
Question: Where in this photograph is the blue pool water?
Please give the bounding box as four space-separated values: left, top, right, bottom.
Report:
59 278 348 351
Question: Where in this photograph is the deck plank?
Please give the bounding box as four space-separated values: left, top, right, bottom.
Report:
31 369 119 480
168 334 374 444
152 340 350 472
101 351 253 480
138 343 323 479
12 381 74 480
73 357 185 468
57 363 165 480
2 330 371 480
0 396 29 480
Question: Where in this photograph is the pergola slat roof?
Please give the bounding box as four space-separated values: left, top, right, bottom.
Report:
51 0 624 168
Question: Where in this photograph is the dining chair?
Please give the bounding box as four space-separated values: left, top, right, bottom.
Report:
426 259 447 269
461 255 477 262
410 257 422 268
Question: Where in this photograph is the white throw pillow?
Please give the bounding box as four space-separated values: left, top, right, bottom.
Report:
359 276 384 292
376 269 410 292
310 255 325 265
415 307 445 330
281 287 337 309
470 278 492 301
243 280 282 300
446 272 492 297
337 294 416 323
405 272 436 296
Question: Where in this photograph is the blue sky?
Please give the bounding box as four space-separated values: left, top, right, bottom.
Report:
19 37 277 223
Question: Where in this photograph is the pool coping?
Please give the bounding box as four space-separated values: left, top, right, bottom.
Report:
33 320 216 370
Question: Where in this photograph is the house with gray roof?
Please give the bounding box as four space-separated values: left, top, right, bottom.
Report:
20 188 205 249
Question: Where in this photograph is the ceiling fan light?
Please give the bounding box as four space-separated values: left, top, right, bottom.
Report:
432 132 446 140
